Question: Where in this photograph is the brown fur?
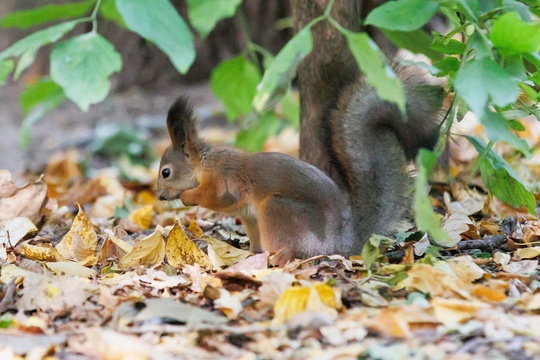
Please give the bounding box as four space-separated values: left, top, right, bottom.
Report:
157 65 443 266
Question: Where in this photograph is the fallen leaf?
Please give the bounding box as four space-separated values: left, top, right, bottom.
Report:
440 207 473 246
502 260 538 274
70 328 151 360
45 261 97 278
56 204 98 261
493 251 511 266
0 264 27 284
128 204 153 230
0 170 47 224
118 230 165 270
213 288 243 319
447 255 486 283
431 297 491 326
515 247 540 260
367 305 439 338
17 243 64 262
165 223 211 268
522 221 540 246
0 217 37 247
205 236 251 267
272 283 342 325
188 218 204 238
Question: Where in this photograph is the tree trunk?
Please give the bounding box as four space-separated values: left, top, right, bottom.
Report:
291 0 361 182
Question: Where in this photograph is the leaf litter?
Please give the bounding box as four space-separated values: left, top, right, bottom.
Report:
1 121 540 359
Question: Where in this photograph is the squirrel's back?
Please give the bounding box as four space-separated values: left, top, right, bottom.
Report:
328 65 444 248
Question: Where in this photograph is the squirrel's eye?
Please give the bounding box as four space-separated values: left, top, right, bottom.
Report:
161 168 171 179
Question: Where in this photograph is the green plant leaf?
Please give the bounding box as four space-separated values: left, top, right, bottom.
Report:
0 1 94 30
0 60 14 85
0 20 78 62
383 29 444 60
342 30 405 112
467 136 536 215
235 112 282 152
116 0 195 74
100 0 126 28
431 36 466 55
490 12 540 56
19 78 64 115
365 0 439 31
253 25 313 112
414 149 453 246
433 57 460 77
480 110 530 155
454 57 519 116
186 0 242 37
278 89 299 127
50 32 122 111
210 55 261 121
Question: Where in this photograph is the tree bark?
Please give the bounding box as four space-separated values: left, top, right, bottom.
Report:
291 0 361 181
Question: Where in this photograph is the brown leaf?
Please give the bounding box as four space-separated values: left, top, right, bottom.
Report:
165 223 211 268
56 204 98 262
188 218 204 238
205 236 251 267
0 170 47 224
17 242 65 262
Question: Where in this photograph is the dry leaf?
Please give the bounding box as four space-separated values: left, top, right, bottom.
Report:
522 222 540 246
0 217 37 247
45 261 97 278
272 283 342 325
17 243 64 262
188 218 204 238
396 263 471 299
0 170 47 224
447 255 486 283
205 236 251 267
431 297 491 326
515 247 540 260
367 306 439 338
56 204 98 261
502 260 538 274
118 230 165 270
213 288 243 319
165 223 211 268
493 252 511 266
128 205 153 230
0 264 27 284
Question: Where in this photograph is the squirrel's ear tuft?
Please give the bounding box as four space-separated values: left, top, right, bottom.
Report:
166 96 197 151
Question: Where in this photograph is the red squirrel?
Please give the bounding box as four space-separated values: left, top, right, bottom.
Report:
157 65 443 266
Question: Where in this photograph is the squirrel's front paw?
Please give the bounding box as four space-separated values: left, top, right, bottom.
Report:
180 189 199 207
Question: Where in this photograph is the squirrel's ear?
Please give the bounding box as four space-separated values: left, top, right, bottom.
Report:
166 96 198 154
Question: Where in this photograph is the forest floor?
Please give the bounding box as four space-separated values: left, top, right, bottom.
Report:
1 83 540 359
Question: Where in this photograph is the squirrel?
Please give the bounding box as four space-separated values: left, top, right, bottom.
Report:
157 64 443 266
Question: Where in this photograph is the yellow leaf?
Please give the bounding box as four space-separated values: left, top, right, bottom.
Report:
471 285 506 302
0 264 27 284
367 306 438 338
17 243 64 262
105 232 134 254
166 223 211 268
56 203 97 261
447 255 486 283
128 204 153 230
205 236 251 267
515 247 540 260
118 230 165 270
46 261 97 278
188 218 204 238
272 284 341 325
396 263 471 299
431 297 491 326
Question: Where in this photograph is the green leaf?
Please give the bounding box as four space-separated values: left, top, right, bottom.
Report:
433 57 460 77
253 25 313 112
116 0 195 74
0 1 94 30
414 149 453 246
490 12 540 56
480 110 530 155
454 57 519 116
0 60 14 85
383 29 444 60
278 90 299 127
365 0 439 31
100 0 126 28
19 78 64 115
0 20 78 61
467 136 536 215
210 55 261 120
50 32 122 111
342 30 405 112
235 112 282 152
508 120 526 132
186 0 242 37
431 36 466 55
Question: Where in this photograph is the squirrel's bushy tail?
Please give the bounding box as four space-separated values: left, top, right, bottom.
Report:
328 64 444 249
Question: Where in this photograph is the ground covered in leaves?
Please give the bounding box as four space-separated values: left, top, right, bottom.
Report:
1 116 540 360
